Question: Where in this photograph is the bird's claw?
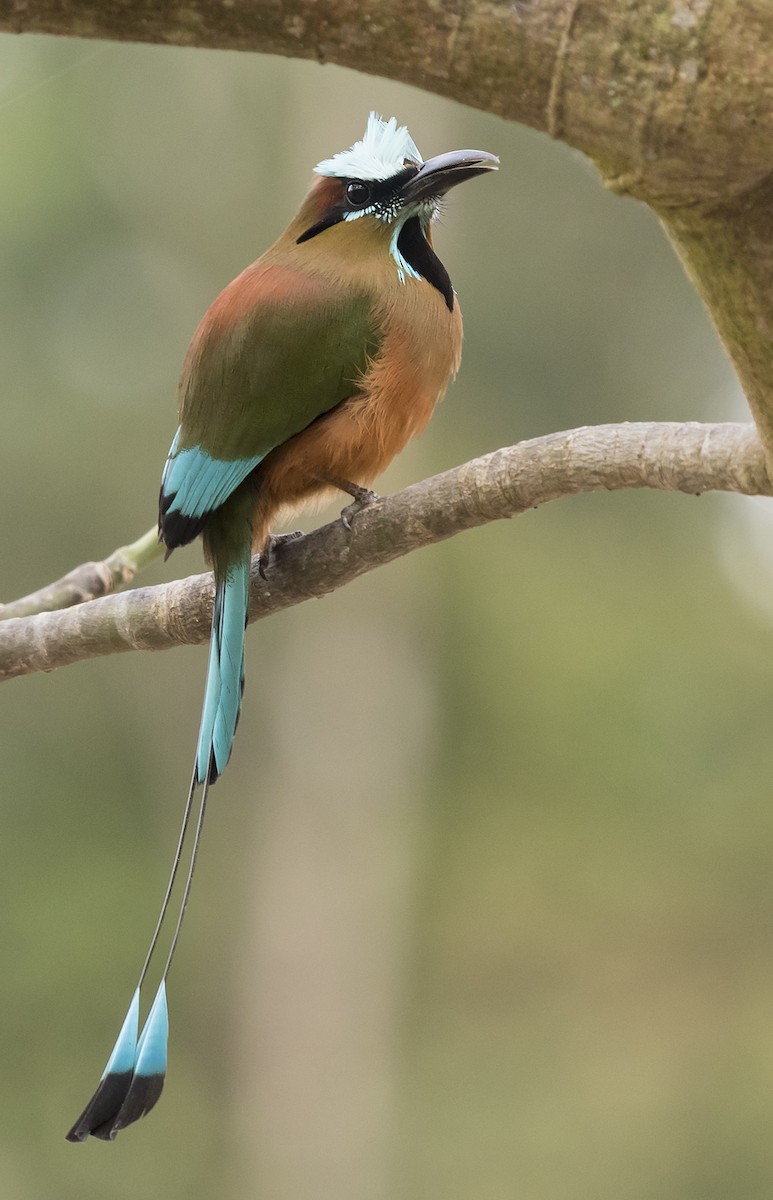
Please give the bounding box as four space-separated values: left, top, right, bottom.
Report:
258 530 304 580
340 488 380 531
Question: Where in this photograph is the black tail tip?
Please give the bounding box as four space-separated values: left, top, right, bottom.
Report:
66 1070 133 1143
66 1071 165 1143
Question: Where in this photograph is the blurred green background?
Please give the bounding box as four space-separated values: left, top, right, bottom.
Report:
2 32 773 1200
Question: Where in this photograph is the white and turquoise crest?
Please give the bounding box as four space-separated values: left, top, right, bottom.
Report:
315 113 423 181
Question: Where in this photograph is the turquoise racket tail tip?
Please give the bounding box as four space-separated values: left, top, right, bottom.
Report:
66 983 168 1143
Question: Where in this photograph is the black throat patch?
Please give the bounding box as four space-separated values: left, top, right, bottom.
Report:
396 217 454 311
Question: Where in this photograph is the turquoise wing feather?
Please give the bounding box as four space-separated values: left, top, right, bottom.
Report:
159 262 379 551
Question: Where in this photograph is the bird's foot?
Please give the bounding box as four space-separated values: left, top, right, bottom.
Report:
340 487 380 531
258 530 304 580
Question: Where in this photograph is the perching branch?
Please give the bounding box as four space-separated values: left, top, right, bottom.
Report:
0 526 163 621
0 421 768 682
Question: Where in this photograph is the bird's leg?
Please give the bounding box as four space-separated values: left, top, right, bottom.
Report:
257 530 305 581
334 480 381 530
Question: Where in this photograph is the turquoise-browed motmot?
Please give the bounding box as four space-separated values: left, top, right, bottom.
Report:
66 114 497 1141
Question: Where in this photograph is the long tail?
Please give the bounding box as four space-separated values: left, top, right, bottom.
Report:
196 548 251 784
66 545 251 1143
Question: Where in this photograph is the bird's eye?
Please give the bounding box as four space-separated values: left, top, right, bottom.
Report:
345 180 372 208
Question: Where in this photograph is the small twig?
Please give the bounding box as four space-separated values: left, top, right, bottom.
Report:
0 526 162 621
0 422 769 682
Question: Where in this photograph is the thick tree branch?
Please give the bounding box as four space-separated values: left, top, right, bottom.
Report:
0 422 768 683
3 0 769 205
2 2 772 470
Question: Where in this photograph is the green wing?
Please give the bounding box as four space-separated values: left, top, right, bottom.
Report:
177 261 381 459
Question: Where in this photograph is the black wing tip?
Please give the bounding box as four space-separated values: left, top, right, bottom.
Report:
65 1071 165 1143
158 488 208 552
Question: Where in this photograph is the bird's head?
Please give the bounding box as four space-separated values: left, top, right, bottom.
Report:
288 114 498 304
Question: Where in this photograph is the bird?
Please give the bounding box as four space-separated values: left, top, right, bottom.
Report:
66 113 498 1142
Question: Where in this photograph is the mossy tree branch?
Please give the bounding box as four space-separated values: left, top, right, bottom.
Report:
0 422 768 682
